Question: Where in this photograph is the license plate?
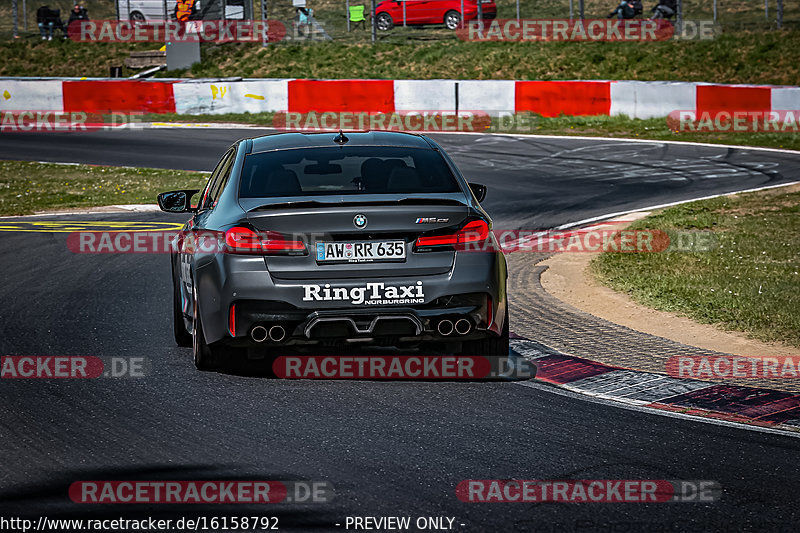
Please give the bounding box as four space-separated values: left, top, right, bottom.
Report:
316 241 406 263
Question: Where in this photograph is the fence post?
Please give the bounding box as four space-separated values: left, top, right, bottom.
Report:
777 0 783 28
23 0 27 31
346 0 350 32
713 0 717 21
261 0 268 46
676 0 682 36
371 0 376 41
403 0 406 27
579 0 584 20
516 0 520 21
569 0 573 21
765 0 768 21
12 0 18 38
460 0 464 29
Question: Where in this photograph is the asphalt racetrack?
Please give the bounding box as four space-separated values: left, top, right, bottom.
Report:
1 128 799 531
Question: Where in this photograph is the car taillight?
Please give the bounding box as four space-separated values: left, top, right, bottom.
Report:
415 220 490 249
224 226 307 255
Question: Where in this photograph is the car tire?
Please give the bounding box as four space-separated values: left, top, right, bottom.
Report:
192 288 217 371
460 302 509 357
173 280 192 347
444 10 461 30
130 11 146 24
376 12 394 31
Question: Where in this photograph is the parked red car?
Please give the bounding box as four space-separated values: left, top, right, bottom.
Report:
375 0 497 31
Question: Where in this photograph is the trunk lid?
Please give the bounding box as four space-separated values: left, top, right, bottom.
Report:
243 197 470 280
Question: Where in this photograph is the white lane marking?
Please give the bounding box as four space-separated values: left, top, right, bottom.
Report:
115 204 161 211
433 131 800 155
514 133 800 156
514 380 800 438
149 122 273 130
141 123 800 156
29 160 142 170
499 214 651 252
554 180 800 230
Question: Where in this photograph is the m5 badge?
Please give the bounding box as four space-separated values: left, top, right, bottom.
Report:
415 217 449 224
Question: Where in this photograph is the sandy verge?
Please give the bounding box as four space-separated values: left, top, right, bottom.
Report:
540 217 800 359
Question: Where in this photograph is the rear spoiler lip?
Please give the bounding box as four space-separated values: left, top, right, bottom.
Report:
245 197 469 212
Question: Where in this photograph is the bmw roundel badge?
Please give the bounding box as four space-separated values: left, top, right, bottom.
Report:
353 214 368 229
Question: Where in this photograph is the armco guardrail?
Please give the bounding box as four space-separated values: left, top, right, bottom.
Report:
1 78 799 119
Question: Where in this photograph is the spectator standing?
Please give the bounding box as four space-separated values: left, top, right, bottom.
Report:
175 0 197 22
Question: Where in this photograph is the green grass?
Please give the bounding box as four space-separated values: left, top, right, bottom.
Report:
2 0 796 81
592 186 800 346
169 30 800 84
0 39 153 78
139 111 800 151
0 160 205 216
1 28 799 85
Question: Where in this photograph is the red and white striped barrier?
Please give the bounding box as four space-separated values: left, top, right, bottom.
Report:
1 78 798 120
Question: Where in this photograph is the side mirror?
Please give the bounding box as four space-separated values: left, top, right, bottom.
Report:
468 182 487 203
157 189 200 213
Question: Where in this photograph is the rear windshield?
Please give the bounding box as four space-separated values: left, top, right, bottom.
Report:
239 146 461 198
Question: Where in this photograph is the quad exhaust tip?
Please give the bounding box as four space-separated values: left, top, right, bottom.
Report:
437 319 454 336
268 325 286 342
250 325 268 343
251 325 287 343
455 318 472 335
437 318 472 336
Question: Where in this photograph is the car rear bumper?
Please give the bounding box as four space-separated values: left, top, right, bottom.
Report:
226 298 497 348
193 250 507 345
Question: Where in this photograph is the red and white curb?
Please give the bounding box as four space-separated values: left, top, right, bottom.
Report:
511 337 800 434
2 78 800 120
